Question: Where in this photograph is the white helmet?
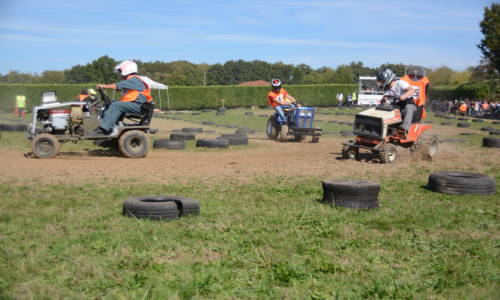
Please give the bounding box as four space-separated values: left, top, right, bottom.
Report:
114 60 138 76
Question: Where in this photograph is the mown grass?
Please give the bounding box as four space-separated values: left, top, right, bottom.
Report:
0 173 498 299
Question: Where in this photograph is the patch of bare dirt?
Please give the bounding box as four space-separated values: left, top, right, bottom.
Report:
1 126 498 185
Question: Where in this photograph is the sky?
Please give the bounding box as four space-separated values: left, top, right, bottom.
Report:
0 0 495 74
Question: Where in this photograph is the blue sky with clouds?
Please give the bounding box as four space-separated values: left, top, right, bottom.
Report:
0 0 494 74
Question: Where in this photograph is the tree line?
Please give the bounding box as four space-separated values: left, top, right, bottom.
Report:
0 55 487 87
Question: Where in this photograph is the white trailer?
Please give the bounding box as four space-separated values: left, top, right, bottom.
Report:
358 76 384 106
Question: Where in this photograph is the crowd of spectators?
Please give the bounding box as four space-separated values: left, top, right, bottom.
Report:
431 98 500 119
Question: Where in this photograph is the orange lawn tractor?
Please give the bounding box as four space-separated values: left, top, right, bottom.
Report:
341 96 438 163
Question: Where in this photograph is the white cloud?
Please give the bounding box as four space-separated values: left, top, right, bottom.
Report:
204 34 399 49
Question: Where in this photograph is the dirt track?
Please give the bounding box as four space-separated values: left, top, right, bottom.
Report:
1 126 498 184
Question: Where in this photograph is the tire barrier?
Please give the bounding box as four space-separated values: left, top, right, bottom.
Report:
482 137 500 148
196 138 229 148
123 195 200 221
427 171 496 195
322 179 380 209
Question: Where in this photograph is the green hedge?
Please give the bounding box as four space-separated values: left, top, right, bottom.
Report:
0 84 357 111
2 82 485 111
429 83 491 100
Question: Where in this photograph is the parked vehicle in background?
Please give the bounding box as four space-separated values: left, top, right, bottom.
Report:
357 76 384 106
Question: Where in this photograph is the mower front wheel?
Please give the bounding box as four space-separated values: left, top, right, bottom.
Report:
379 144 397 164
118 130 149 158
278 125 288 142
341 142 358 160
266 116 279 140
31 134 61 159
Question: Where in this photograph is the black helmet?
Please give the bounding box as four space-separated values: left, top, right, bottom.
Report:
376 69 396 90
406 65 425 81
271 78 281 90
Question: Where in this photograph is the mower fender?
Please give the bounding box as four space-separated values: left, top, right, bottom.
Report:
405 124 432 141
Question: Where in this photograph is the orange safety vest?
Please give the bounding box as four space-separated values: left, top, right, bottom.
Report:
401 75 427 106
401 75 429 119
459 103 467 112
482 103 489 110
121 75 153 102
267 88 289 108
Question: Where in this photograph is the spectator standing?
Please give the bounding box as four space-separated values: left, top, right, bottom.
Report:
15 94 26 119
352 91 357 106
347 93 353 107
336 92 344 109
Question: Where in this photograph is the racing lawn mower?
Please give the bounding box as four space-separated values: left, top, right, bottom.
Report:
266 104 322 142
341 96 437 163
27 88 156 159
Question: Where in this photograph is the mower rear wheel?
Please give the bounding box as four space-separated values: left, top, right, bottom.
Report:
413 132 438 160
118 130 149 158
31 134 61 159
266 116 278 140
379 144 397 164
311 135 320 143
341 142 358 160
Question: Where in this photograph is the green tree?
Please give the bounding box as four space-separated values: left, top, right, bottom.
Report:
477 3 500 74
39 70 65 83
428 66 454 85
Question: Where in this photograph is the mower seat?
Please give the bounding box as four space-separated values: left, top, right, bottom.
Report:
412 106 424 123
123 102 155 126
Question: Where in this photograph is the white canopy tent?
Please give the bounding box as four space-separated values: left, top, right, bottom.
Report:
112 76 170 111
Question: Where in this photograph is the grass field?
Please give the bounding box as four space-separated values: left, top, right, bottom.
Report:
0 108 499 299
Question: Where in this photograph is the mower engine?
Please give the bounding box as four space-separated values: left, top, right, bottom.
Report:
37 109 70 133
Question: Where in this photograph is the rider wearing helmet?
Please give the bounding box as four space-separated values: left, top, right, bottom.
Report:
267 79 297 124
89 60 153 136
377 68 416 133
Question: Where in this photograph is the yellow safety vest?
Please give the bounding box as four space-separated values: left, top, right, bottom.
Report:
16 95 26 108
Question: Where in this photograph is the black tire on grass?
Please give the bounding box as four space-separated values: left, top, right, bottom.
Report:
441 122 453 126
482 137 500 148
489 131 500 135
196 138 229 148
481 127 495 131
182 127 203 133
153 139 186 150
170 133 195 141
472 119 484 123
218 136 248 145
123 196 179 220
427 171 496 195
322 179 380 209
0 123 28 132
202 121 214 125
457 123 470 128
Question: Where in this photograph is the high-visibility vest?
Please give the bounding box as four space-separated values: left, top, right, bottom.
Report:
459 103 467 112
401 75 427 106
16 95 26 108
352 92 357 101
120 75 153 102
78 94 88 102
267 88 289 107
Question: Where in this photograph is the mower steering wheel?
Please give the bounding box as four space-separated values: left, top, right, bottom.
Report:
384 95 399 103
97 87 112 106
